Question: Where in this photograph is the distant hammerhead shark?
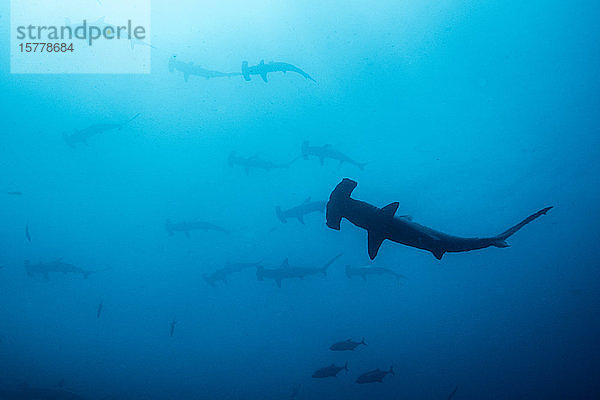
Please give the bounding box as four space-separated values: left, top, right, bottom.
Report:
256 253 343 288
275 197 326 224
242 60 315 82
345 265 406 284
24 260 96 279
228 152 296 174
327 178 552 260
63 113 140 147
203 260 263 286
169 56 240 82
166 219 230 238
302 141 366 170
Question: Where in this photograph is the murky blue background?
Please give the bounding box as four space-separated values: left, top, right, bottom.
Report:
1 0 599 398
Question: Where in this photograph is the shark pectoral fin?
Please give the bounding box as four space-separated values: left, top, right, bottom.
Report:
297 216 305 224
367 231 386 260
276 278 282 288
260 72 268 82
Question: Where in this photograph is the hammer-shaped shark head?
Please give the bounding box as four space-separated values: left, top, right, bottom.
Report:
326 178 358 230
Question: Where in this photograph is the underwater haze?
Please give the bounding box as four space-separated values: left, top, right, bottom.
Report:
1 0 600 399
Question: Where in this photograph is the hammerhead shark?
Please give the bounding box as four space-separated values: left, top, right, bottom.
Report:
166 219 230 238
345 265 406 284
242 60 315 82
256 253 343 288
203 261 263 286
302 141 366 170
24 260 96 279
326 178 552 260
169 56 240 82
275 197 326 224
228 152 295 174
63 113 140 147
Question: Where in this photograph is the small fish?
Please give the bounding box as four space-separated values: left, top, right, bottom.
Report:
96 302 103 319
312 362 348 378
6 191 22 196
356 366 394 384
330 337 366 351
25 223 31 242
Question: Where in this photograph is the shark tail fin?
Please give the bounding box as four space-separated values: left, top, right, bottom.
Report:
360 337 367 346
326 179 358 230
493 206 553 247
275 206 287 223
241 61 251 81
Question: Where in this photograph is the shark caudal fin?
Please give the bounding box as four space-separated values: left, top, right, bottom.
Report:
492 206 553 247
326 179 358 230
275 206 287 223
388 366 395 376
360 337 367 346
241 61 251 81
344 361 349 372
367 202 399 259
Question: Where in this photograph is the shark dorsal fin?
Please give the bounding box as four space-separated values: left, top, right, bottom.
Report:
281 258 290 268
380 202 399 219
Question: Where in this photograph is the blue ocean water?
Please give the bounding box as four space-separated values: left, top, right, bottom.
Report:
1 0 599 399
